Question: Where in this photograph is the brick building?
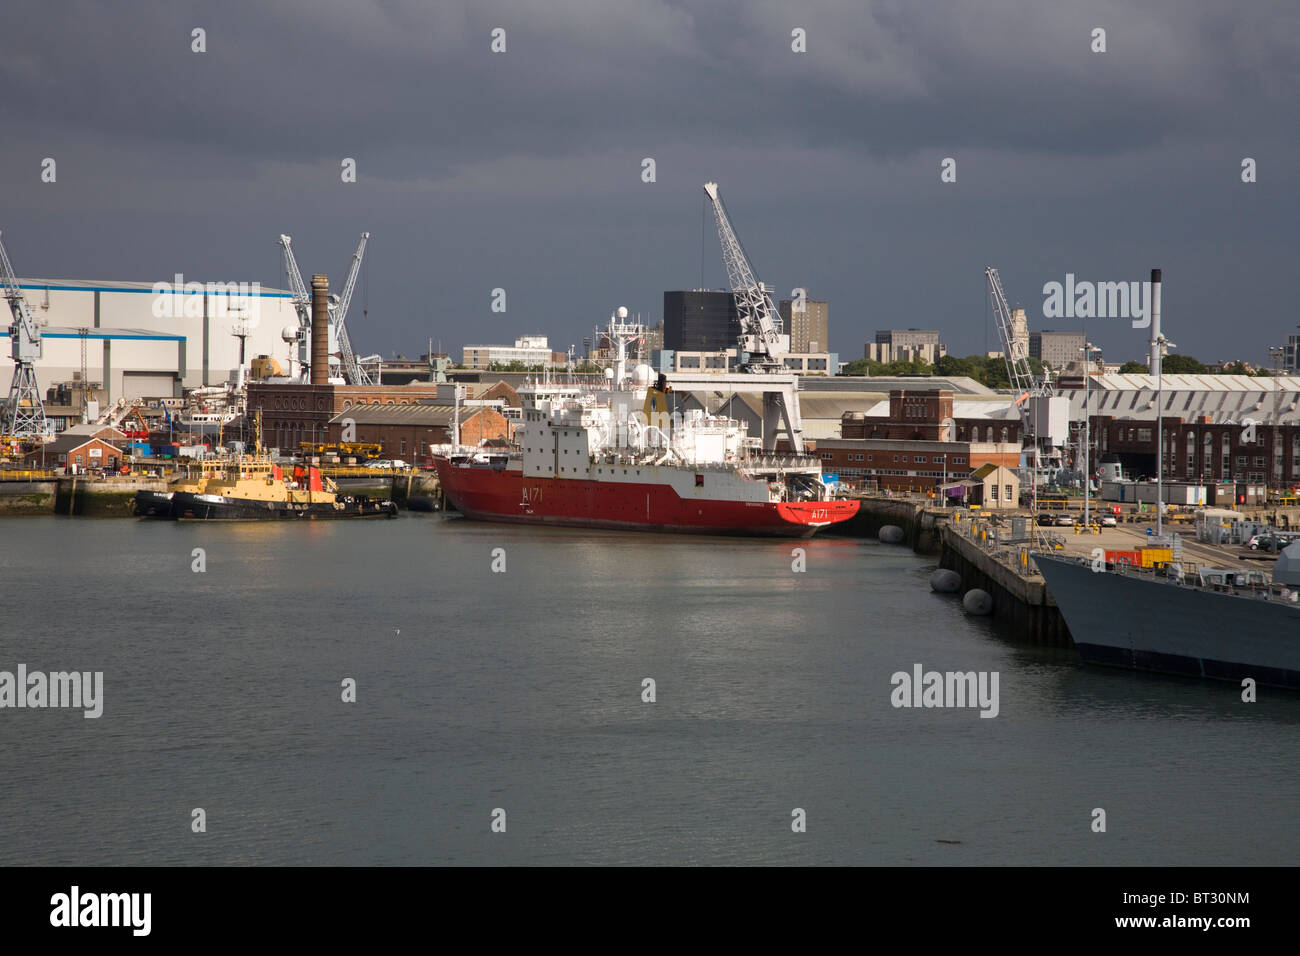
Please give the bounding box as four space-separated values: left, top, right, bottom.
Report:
29 434 125 473
840 389 1022 445
815 438 1021 493
1075 415 1300 490
324 404 509 462
248 381 518 454
1158 418 1300 487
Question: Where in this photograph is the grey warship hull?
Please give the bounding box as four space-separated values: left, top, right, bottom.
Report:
1035 554 1300 689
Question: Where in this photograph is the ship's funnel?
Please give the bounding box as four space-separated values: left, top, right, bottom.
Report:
1148 268 1162 375
311 274 329 385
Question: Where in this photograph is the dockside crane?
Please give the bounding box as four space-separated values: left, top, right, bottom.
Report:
703 182 787 372
278 232 374 385
987 266 1056 506
278 234 313 376
985 267 1048 402
332 232 372 385
0 231 49 437
701 182 803 453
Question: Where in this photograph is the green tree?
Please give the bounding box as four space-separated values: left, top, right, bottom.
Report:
934 354 977 378
1118 360 1147 374
840 358 876 375
1161 354 1207 374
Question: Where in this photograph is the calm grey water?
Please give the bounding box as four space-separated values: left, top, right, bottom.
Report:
0 514 1296 866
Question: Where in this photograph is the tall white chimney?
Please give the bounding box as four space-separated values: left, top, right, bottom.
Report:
1147 268 1162 375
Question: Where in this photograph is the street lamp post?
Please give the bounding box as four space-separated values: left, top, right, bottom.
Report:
1155 333 1175 540
1269 345 1284 494
1080 343 1101 527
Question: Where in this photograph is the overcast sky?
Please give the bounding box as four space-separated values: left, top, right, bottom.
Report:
2 1 1296 365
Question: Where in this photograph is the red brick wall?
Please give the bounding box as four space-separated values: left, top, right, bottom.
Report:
817 440 1019 493
322 407 510 461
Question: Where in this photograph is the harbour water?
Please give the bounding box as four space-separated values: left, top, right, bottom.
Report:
1 515 1296 866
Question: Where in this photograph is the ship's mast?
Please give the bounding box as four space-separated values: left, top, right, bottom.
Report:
606 307 644 390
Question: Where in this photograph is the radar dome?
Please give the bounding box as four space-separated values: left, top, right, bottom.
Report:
604 368 615 380
281 324 299 343
617 306 629 319
631 364 654 386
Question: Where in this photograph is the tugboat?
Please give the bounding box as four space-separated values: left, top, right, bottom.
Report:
135 413 397 520
134 458 227 517
170 459 396 520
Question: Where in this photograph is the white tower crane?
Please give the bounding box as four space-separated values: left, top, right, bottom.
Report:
0 231 49 437
702 182 786 372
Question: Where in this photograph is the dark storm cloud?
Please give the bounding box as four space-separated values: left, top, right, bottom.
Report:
1 0 1296 362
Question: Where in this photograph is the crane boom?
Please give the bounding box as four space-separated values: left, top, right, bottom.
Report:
332 232 370 385
0 231 49 436
703 182 785 372
278 232 373 385
278 235 312 378
985 267 1039 399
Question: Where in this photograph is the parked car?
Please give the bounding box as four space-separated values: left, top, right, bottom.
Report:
1054 514 1075 527
1099 515 1118 527
1036 513 1055 526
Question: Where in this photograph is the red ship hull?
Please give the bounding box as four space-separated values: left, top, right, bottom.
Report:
435 458 859 537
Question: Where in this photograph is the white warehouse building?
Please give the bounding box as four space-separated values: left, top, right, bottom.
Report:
0 277 298 403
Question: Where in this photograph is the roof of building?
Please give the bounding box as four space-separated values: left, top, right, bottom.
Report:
327 404 493 427
807 375 996 395
1055 380 1300 425
14 277 292 297
0 326 186 340
60 423 128 438
40 433 122 455
1087 373 1300 391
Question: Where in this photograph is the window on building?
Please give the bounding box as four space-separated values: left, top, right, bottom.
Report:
1138 428 1152 442
1005 484 1012 501
990 483 999 500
